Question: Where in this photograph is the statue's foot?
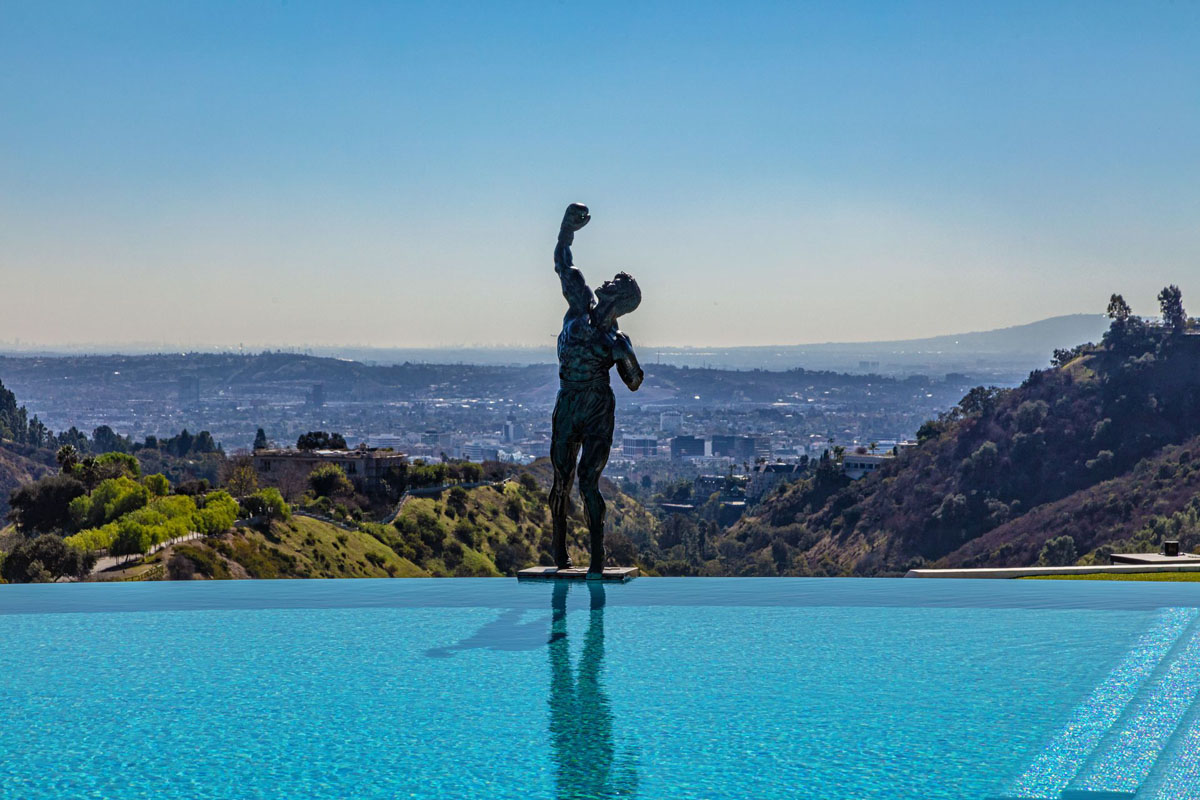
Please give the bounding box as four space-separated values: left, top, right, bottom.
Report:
586 561 605 579
554 553 573 570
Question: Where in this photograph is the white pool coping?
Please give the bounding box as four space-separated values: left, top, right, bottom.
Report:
906 564 1200 579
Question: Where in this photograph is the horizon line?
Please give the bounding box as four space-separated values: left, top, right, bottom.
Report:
0 311 1105 355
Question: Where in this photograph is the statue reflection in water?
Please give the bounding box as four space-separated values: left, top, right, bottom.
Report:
425 581 638 798
548 581 638 800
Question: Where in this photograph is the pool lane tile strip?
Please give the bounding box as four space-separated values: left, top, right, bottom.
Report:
1061 610 1200 799
1138 698 1200 800
993 607 1199 800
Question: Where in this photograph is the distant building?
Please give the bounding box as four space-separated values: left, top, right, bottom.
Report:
367 434 406 450
842 452 892 480
178 376 200 407
711 435 771 460
307 383 326 408
462 442 500 462
660 411 683 433
524 439 552 459
747 462 805 502
670 435 706 459
622 436 659 458
252 447 408 494
421 430 458 455
502 419 522 443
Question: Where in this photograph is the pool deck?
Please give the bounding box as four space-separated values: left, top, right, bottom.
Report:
907 563 1200 579
517 566 639 582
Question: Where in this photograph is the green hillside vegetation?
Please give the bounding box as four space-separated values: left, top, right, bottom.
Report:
372 468 659 576
716 290 1200 575
162 515 426 580
66 490 239 556
940 439 1200 568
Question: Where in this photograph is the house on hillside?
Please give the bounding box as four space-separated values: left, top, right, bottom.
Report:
843 452 891 480
252 447 408 494
747 462 804 502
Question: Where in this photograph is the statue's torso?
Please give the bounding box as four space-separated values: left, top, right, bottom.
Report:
558 310 615 383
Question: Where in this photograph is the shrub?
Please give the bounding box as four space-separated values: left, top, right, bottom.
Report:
1014 400 1048 433
452 520 478 547
167 552 196 580
308 464 354 498
239 488 291 522
1038 535 1078 566
143 473 170 497
172 545 230 579
443 540 465 570
0 535 96 583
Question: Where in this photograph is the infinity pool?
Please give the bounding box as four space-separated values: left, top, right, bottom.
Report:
3 578 1200 799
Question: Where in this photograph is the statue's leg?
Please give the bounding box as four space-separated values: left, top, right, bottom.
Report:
550 435 580 569
577 434 612 575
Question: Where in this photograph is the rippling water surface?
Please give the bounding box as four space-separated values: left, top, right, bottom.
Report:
3 577 1199 799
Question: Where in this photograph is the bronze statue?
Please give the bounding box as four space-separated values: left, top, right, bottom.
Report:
551 203 643 575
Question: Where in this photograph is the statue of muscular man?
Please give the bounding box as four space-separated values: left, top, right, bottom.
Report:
551 203 644 576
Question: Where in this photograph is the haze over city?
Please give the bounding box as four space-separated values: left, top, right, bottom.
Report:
3 1 1199 349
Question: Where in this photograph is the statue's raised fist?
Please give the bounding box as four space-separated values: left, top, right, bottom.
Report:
561 203 590 232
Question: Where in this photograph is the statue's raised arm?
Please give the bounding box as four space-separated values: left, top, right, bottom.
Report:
555 203 594 314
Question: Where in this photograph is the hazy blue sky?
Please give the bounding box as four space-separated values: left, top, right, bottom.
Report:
2 1 1198 348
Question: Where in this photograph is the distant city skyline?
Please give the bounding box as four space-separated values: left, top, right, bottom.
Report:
2 2 1198 348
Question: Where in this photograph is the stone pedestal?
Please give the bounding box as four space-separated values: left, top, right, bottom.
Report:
517 566 638 582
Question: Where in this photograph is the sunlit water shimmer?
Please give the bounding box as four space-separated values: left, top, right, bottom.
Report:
3 578 1200 799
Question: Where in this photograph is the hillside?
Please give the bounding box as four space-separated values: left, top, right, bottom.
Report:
720 330 1200 575
940 437 1200 568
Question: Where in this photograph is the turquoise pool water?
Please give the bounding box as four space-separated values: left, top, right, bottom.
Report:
3 578 1200 799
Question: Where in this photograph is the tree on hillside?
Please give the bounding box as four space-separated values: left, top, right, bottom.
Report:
7 474 87 533
1158 285 1186 333
144 473 170 497
69 475 150 530
1107 293 1132 322
91 425 131 454
1103 293 1150 351
308 464 354 498
57 426 90 453
225 462 259 498
253 428 269 451
0 534 96 583
239 487 291 522
297 431 348 451
56 445 79 474
1038 535 1078 567
0 378 29 443
192 431 218 454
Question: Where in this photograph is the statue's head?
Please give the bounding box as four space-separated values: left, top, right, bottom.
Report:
595 272 641 318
